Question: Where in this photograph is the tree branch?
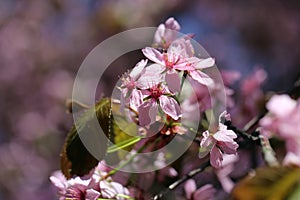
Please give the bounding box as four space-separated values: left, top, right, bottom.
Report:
152 161 210 200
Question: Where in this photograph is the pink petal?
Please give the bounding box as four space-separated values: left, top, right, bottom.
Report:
278 119 300 138
189 70 214 86
49 171 67 191
85 189 100 200
130 59 147 80
210 145 223 168
71 177 90 187
214 129 237 142
154 18 180 47
241 68 267 94
167 167 178 177
136 64 165 89
138 100 158 126
199 131 215 158
186 57 203 66
165 70 181 93
161 17 180 46
221 70 241 85
184 179 197 199
267 94 297 118
219 154 239 167
283 151 300 167
110 182 130 196
159 95 182 120
218 141 238 155
194 58 215 69
100 181 117 198
215 154 239 193
129 89 143 111
219 111 231 122
100 180 129 198
165 17 180 32
180 37 194 57
193 184 216 200
173 61 195 71
168 38 191 57
200 131 214 149
173 57 200 71
142 47 165 66
154 24 166 44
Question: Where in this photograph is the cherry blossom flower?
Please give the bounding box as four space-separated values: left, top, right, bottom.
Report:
133 63 165 89
215 154 239 193
142 38 215 88
231 68 267 126
50 162 130 200
99 180 130 199
184 179 216 200
120 61 165 112
283 139 300 166
199 111 239 168
50 171 93 200
121 59 148 97
138 83 181 126
260 94 299 138
260 94 300 166
153 17 181 49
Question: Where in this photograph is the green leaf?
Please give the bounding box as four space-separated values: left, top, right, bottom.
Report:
60 98 111 179
60 97 140 178
232 166 300 200
287 182 300 200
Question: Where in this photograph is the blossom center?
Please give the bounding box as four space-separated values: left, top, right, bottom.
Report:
164 53 179 69
126 80 135 90
150 84 164 100
123 77 135 90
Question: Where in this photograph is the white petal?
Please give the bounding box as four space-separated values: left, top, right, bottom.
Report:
130 59 147 80
138 100 158 126
142 47 165 66
189 70 214 86
165 70 181 93
159 95 182 120
195 58 215 69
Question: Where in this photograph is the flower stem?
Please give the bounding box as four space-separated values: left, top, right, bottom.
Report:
177 71 188 98
106 136 161 177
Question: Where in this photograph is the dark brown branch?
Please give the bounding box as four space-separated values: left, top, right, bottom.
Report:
224 120 260 143
152 161 210 200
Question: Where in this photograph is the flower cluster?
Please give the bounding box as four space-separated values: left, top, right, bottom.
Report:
50 162 130 200
1 0 299 199
260 94 300 166
52 17 242 200
120 17 215 127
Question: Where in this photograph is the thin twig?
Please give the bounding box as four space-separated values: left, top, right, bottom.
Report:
242 113 266 132
259 134 279 167
226 120 279 166
152 161 210 200
224 120 259 142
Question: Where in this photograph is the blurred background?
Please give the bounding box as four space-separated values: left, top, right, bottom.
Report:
0 0 299 199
